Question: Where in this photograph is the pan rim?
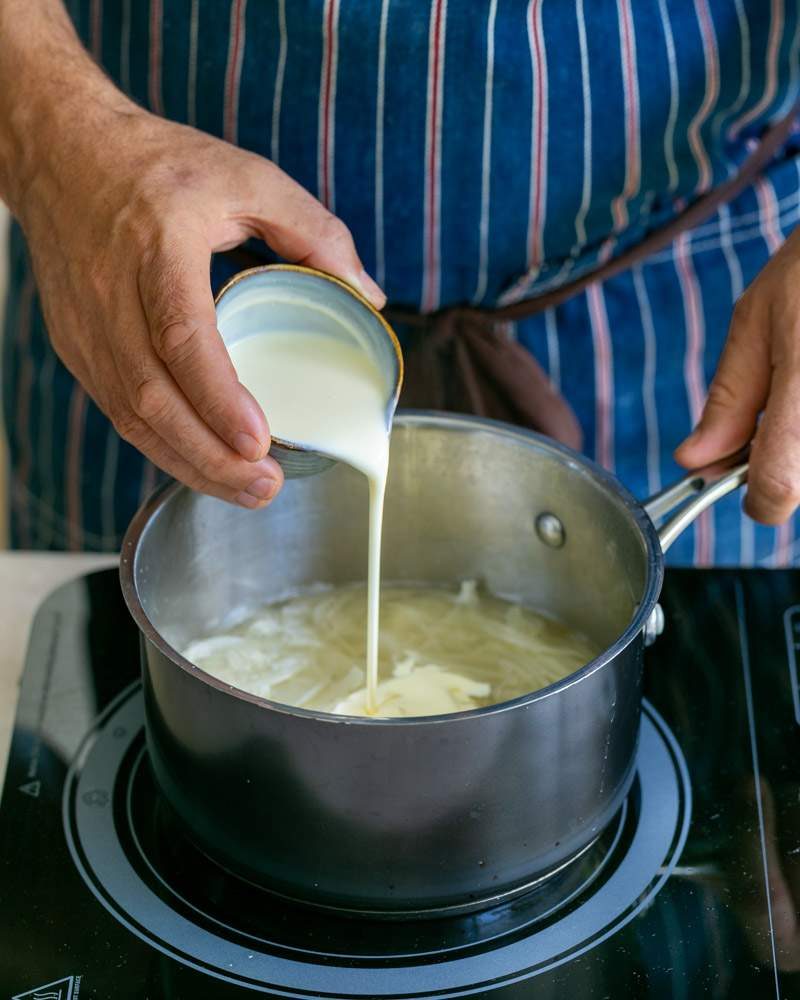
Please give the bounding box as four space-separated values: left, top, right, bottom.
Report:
119 411 663 727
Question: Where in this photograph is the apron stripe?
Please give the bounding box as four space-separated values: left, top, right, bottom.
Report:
730 0 784 140
12 272 36 549
66 385 88 552
587 282 614 471
611 0 640 231
525 0 548 274
148 0 163 116
543 308 561 391
656 0 680 192
90 0 102 60
472 0 498 305
573 0 592 250
632 265 662 496
774 12 800 118
547 0 592 292
712 0 751 143
187 0 200 127
754 177 784 255
120 0 132 94
374 0 390 288
675 230 713 565
421 0 447 313
271 0 288 164
688 0 721 194
318 0 340 210
223 0 247 145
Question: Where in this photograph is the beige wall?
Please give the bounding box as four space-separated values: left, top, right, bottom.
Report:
0 204 9 548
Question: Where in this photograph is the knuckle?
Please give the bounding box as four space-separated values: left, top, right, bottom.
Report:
111 407 146 446
199 450 236 483
182 468 215 495
320 213 354 249
132 374 171 424
152 317 202 366
133 163 198 208
193 388 230 424
705 377 739 412
756 469 800 509
141 251 213 367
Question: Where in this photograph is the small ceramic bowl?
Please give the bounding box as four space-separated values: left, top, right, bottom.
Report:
215 264 403 478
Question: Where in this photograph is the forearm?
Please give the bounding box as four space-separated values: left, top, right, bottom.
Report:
0 0 131 215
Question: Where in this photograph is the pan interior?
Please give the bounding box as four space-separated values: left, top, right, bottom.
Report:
131 415 657 698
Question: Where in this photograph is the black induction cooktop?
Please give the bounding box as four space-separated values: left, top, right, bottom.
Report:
1 568 799 998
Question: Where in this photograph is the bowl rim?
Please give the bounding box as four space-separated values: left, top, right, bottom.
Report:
119 411 663 727
214 263 404 456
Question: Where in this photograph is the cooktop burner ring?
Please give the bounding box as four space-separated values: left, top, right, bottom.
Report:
166 790 630 924
63 684 691 998
123 743 631 959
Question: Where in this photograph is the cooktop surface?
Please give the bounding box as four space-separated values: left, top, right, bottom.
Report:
1 569 799 998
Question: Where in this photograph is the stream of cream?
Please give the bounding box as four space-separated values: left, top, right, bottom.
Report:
228 331 390 715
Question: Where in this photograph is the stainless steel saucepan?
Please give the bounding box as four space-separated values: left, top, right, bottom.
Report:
120 412 746 917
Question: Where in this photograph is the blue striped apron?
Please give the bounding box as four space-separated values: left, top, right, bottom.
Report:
3 0 800 565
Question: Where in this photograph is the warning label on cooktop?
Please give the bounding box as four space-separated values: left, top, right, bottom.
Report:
12 974 80 1000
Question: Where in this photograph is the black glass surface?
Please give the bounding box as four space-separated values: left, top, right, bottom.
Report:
2 568 800 998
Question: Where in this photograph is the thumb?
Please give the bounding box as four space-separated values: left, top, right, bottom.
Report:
141 231 271 460
674 295 769 469
233 157 385 309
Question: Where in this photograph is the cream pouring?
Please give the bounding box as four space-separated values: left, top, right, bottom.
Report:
228 330 390 715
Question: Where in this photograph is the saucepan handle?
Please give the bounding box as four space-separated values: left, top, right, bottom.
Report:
642 449 749 553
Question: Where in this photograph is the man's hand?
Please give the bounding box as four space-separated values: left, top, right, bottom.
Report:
675 227 800 525
0 0 384 509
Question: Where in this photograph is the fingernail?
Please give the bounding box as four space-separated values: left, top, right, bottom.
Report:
244 476 279 500
235 492 262 509
233 432 263 462
351 269 386 309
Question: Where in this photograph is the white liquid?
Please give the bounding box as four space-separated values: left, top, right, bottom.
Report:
228 331 390 714
183 580 598 717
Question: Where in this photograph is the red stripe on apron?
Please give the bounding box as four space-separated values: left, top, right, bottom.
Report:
149 0 164 116
528 0 546 270
587 283 615 472
224 0 248 144
611 0 639 230
422 0 445 313
688 0 720 194
319 0 339 209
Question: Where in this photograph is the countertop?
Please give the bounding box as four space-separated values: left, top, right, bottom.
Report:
0 551 118 788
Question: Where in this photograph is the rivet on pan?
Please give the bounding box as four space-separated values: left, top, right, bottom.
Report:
643 604 665 647
535 513 566 549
